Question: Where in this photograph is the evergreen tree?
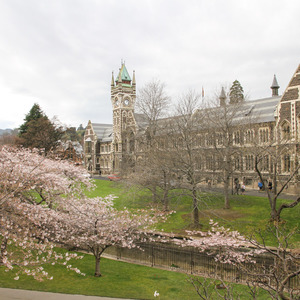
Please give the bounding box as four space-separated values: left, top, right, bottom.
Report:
229 80 244 104
19 103 44 135
77 124 84 131
18 103 63 153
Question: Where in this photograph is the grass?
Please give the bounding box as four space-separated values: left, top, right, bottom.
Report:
1 179 298 299
88 179 300 247
0 249 270 300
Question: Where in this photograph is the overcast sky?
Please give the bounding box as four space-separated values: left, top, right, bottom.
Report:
0 0 299 129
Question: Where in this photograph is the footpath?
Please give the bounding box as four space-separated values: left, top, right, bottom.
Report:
0 288 131 300
204 185 298 201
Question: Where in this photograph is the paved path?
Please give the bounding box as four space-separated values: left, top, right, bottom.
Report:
0 288 131 300
203 185 298 201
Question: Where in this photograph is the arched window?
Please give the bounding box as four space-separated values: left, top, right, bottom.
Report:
234 131 240 145
234 156 240 170
122 111 127 130
115 140 119 152
129 131 135 152
281 121 291 140
259 128 269 143
206 134 214 146
206 156 215 170
196 157 202 170
283 154 291 173
217 133 223 145
245 155 254 171
245 129 254 144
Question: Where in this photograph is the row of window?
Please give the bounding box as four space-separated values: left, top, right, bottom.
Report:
194 154 291 173
96 158 110 168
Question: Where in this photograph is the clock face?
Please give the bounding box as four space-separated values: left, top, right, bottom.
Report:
124 99 130 106
115 99 119 106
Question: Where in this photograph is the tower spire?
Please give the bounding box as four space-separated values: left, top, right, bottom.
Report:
111 71 115 87
117 67 122 84
271 74 280 97
132 70 136 85
219 87 226 106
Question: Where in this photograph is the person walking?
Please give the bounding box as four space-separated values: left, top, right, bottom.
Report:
268 180 272 191
241 183 246 195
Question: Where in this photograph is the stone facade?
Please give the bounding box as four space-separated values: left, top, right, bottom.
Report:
84 63 136 174
84 63 300 193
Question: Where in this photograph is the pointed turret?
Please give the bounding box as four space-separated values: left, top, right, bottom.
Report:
115 63 132 86
111 72 115 87
132 70 136 85
117 68 122 84
271 74 280 97
132 70 136 92
219 87 226 106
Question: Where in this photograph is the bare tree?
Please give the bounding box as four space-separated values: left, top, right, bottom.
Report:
253 139 300 222
164 90 206 225
188 276 241 300
201 90 249 209
125 79 173 209
243 225 300 300
136 79 170 133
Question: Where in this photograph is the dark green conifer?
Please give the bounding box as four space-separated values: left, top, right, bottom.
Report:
19 103 45 135
229 80 244 104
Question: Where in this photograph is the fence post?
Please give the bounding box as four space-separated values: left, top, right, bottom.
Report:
151 245 154 267
190 251 193 274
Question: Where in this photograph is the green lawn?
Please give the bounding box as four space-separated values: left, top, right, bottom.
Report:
1 179 298 299
89 180 300 247
0 249 270 300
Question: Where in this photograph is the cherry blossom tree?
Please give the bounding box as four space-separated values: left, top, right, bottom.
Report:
0 146 168 279
52 195 168 277
0 145 93 280
178 221 300 300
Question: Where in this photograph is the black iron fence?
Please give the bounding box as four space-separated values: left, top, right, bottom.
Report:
104 242 299 289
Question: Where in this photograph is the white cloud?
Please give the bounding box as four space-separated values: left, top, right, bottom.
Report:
0 0 299 129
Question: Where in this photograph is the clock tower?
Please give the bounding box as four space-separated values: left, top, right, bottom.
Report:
111 62 136 171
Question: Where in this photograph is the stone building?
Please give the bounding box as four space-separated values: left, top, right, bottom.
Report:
84 63 300 193
84 63 139 174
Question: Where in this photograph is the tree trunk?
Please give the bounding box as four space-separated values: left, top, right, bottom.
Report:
223 155 231 209
0 238 8 265
224 172 230 209
163 189 169 211
192 187 199 226
94 254 101 277
273 163 277 195
151 186 157 203
270 204 280 222
162 171 169 211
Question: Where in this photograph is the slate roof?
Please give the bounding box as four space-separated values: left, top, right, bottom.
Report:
134 95 281 135
91 123 113 142
58 140 83 155
134 113 149 129
89 95 280 142
239 96 281 123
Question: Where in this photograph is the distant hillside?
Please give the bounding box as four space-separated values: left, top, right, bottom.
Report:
0 129 13 136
